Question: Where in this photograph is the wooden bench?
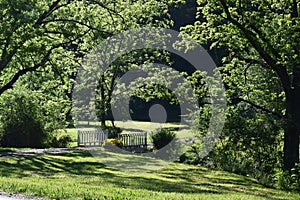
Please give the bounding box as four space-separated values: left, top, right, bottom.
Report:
77 129 108 147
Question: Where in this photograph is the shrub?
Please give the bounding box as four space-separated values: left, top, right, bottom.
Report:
0 90 48 148
290 163 300 190
276 171 292 190
188 105 283 187
0 86 68 148
151 128 176 150
103 138 123 149
276 163 300 191
179 142 202 165
50 135 73 148
102 126 122 139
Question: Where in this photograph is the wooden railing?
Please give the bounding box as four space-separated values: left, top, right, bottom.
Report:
77 129 147 149
77 129 108 146
119 132 147 149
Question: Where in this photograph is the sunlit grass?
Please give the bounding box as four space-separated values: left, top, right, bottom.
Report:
0 150 298 200
58 120 195 148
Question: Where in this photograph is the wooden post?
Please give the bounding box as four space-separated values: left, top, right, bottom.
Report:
78 130 81 146
144 132 147 149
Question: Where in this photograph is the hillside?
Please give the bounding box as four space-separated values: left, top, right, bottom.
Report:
0 150 298 200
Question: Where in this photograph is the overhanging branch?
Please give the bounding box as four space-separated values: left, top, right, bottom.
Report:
41 19 113 37
219 0 291 94
0 30 89 95
34 0 64 27
88 0 125 25
231 97 284 119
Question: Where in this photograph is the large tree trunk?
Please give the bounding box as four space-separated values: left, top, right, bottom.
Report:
100 114 106 127
284 76 300 170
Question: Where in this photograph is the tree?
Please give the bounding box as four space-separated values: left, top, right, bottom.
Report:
0 0 106 95
73 1 175 127
94 49 173 127
0 0 170 96
0 0 177 130
181 0 300 170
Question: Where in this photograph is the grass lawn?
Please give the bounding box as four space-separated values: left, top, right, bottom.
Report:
0 150 299 200
57 120 195 148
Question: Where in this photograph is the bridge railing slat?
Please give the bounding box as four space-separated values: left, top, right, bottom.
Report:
118 132 147 149
78 129 147 149
77 129 108 147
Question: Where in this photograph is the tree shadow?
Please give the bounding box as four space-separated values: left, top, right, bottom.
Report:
0 150 296 200
0 150 111 178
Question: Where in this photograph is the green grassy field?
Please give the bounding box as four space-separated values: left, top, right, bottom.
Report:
0 150 299 200
57 120 195 148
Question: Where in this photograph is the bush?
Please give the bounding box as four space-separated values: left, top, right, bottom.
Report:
0 90 48 148
102 126 122 139
196 105 283 187
290 163 300 190
151 128 176 150
0 86 68 148
50 135 73 148
276 163 300 191
179 142 202 165
177 104 283 188
102 138 124 149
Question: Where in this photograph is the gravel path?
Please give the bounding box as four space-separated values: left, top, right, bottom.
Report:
0 192 45 200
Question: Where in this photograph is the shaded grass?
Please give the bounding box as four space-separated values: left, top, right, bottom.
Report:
0 150 299 200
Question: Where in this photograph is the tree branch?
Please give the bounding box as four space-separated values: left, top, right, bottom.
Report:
231 97 284 119
34 0 63 27
219 0 276 67
0 31 27 72
0 29 90 95
0 46 54 95
236 56 271 69
219 0 291 94
1 0 66 72
41 19 113 36
88 0 125 25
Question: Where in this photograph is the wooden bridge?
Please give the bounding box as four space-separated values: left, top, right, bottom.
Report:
118 131 147 149
77 129 147 149
77 129 108 147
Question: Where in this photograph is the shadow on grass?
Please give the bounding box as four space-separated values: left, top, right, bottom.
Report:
95 167 290 200
0 150 294 200
0 151 111 177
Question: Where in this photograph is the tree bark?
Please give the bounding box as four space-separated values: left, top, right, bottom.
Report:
100 75 106 128
284 67 300 170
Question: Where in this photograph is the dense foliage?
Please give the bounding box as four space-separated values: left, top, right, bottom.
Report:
151 128 176 150
0 85 68 147
0 0 179 146
176 0 300 190
50 135 73 148
104 126 122 139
